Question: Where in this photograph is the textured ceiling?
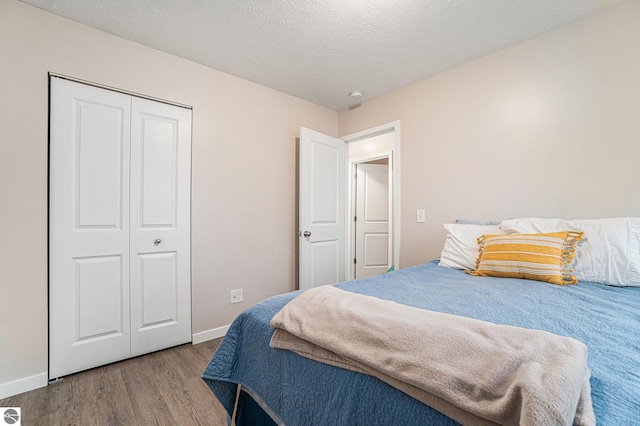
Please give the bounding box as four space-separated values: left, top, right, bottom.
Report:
20 0 624 111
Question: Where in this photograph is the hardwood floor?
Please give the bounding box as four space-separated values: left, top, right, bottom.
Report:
0 339 229 425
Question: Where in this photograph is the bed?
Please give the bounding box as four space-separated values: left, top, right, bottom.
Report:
202 218 640 425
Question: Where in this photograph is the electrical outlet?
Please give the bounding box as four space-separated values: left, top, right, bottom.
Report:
230 289 243 304
417 209 425 223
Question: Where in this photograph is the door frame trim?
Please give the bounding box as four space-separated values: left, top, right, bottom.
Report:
342 121 401 276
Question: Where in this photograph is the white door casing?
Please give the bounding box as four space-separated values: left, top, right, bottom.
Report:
298 127 347 290
49 77 192 378
354 163 390 278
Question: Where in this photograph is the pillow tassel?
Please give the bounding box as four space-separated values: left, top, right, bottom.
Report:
560 231 583 285
471 235 489 272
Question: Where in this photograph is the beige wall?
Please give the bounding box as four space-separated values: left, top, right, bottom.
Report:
340 0 640 268
4 0 640 394
0 0 337 388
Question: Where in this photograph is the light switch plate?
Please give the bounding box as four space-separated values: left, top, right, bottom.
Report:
417 209 425 223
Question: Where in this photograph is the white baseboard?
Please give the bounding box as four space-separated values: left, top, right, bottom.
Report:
0 372 48 399
192 325 229 345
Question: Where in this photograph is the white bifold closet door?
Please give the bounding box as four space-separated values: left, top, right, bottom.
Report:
49 77 192 379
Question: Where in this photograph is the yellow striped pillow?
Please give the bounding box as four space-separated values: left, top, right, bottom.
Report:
466 231 584 285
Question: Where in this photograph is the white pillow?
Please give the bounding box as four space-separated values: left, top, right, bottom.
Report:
439 223 501 271
500 217 640 287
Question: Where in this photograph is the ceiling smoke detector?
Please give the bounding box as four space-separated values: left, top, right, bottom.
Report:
349 90 363 100
348 90 363 110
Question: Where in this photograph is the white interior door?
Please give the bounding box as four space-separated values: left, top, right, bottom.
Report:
298 127 346 290
354 163 390 278
129 97 192 356
50 78 192 378
49 78 132 378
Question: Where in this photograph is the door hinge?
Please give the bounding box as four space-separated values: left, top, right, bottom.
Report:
354 258 357 264
354 216 357 222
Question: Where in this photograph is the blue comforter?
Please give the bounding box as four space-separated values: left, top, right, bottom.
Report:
202 261 640 425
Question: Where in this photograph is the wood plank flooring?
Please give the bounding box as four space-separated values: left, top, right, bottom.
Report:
0 339 229 425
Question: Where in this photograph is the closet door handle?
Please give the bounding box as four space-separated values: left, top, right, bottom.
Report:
154 238 162 245
303 231 311 238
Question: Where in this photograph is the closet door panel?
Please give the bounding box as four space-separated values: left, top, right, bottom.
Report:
140 117 177 226
74 255 125 339
138 252 178 327
130 97 192 356
49 78 132 379
75 100 126 227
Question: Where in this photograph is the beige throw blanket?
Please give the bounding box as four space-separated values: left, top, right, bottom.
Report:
269 286 595 426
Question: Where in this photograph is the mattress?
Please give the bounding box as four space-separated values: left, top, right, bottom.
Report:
202 260 640 425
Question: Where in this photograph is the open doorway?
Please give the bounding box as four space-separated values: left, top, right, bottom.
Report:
352 157 391 279
296 122 400 288
344 123 400 280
